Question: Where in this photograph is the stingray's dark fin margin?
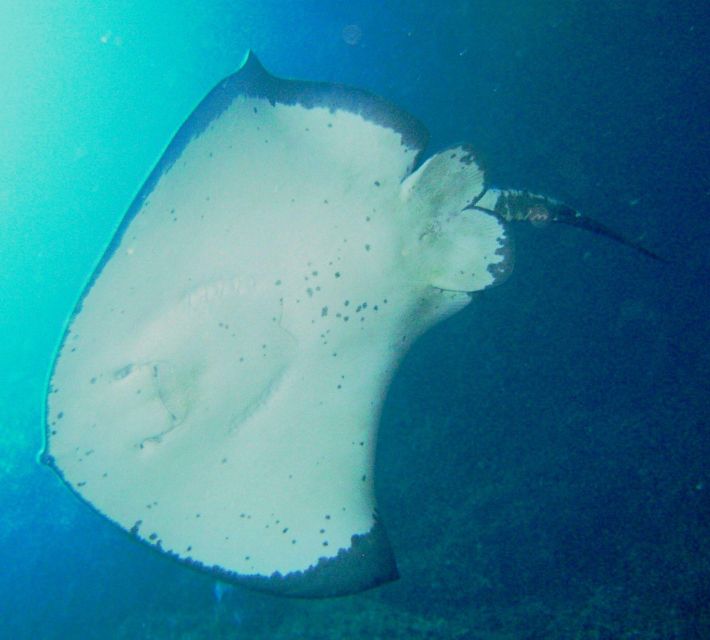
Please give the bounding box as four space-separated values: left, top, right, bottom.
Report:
470 189 668 263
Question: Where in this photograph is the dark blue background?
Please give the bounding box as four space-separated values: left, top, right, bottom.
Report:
1 1 708 637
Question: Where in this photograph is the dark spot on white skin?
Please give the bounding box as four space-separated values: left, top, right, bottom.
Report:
374 180 380 187
321 306 328 317
114 365 132 380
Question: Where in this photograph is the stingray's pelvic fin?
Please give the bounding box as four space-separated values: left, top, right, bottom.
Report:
471 189 667 263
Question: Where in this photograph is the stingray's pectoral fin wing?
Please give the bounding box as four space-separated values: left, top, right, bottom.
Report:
473 189 668 263
44 51 431 599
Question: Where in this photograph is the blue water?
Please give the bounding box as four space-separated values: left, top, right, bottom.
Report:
1 1 708 638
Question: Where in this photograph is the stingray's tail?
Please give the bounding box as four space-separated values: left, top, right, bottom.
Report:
547 202 668 263
469 189 668 263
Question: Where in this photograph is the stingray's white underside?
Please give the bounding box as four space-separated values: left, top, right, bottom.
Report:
44 54 510 596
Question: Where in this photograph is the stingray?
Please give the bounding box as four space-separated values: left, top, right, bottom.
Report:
41 52 662 598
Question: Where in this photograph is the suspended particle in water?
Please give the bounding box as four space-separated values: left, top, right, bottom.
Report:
342 24 362 46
